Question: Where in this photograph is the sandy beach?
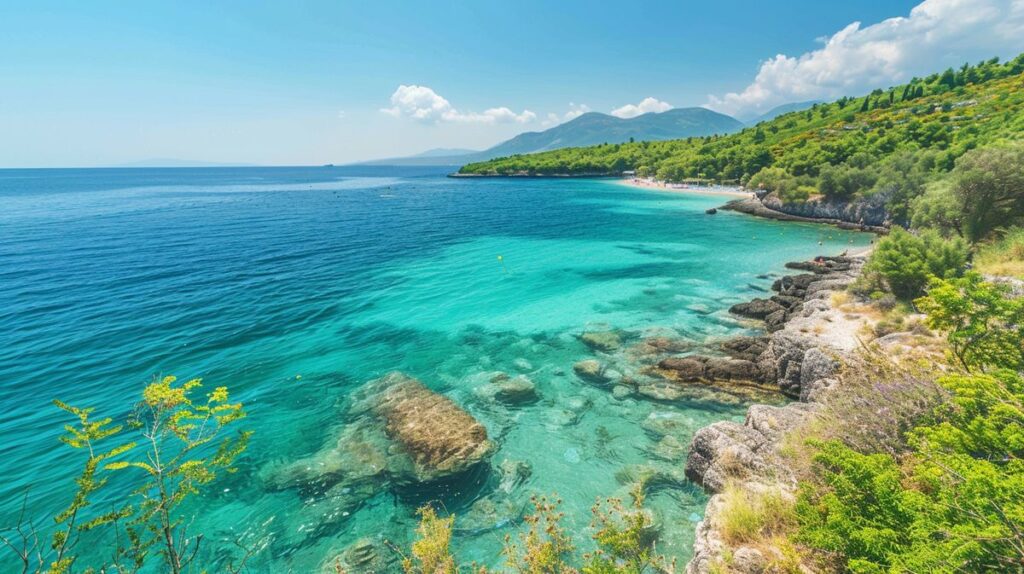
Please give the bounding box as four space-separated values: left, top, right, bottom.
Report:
616 177 751 198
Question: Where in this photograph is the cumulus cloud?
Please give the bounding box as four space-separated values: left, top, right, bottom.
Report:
610 97 672 119
542 103 591 126
381 85 536 124
707 0 1024 118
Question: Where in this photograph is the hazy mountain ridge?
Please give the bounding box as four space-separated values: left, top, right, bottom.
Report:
355 107 744 166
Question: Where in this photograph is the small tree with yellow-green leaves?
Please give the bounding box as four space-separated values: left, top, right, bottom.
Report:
0 375 251 574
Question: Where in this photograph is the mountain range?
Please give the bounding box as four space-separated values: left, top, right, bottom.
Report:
357 107 747 166
356 101 826 167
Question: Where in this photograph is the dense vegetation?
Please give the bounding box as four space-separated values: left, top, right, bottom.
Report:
462 55 1024 225
796 273 1024 573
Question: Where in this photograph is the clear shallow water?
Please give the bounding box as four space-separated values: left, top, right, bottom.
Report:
0 166 871 572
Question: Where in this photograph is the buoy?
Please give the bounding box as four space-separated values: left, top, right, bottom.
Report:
497 255 508 274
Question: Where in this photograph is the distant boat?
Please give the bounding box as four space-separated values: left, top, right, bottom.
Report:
323 163 335 167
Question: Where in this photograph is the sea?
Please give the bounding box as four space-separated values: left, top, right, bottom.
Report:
0 166 872 572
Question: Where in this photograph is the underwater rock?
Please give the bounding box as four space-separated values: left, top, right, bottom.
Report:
615 463 689 493
497 459 532 494
611 385 633 400
647 435 688 462
457 496 527 535
580 330 623 352
262 418 392 494
356 372 495 483
474 373 539 406
513 358 533 371
321 536 396 573
268 372 495 495
641 411 697 439
573 359 610 384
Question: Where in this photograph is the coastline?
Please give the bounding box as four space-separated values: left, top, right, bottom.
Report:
681 254 876 573
614 177 749 199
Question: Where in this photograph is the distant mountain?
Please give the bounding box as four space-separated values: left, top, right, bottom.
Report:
410 147 480 158
483 108 743 158
744 101 822 125
355 108 743 166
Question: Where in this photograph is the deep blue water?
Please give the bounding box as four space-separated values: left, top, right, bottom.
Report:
0 166 870 572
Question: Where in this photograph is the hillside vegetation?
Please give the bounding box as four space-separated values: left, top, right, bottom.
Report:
461 55 1024 223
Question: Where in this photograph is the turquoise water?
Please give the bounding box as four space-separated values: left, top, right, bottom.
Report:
0 167 871 572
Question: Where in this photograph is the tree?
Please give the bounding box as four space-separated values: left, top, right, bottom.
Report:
864 228 968 300
949 144 1024 242
0 376 251 574
915 273 1024 372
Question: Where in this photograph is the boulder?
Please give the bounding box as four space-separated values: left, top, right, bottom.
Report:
703 357 765 383
769 294 803 310
655 357 706 381
763 309 788 332
475 373 539 406
721 336 769 362
771 273 817 296
573 359 610 384
729 298 784 320
685 421 770 493
580 330 622 352
745 404 815 443
799 348 839 401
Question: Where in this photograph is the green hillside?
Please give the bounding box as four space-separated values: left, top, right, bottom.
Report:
460 55 1024 221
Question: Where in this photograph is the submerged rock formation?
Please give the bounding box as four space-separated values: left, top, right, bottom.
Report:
352 372 495 483
263 372 495 518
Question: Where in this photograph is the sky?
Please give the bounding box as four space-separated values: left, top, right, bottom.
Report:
2 0 1023 167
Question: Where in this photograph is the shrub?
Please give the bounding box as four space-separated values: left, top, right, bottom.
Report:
864 227 968 300
797 280 1024 573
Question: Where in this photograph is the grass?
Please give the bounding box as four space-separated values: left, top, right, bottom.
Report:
717 482 797 546
974 227 1024 279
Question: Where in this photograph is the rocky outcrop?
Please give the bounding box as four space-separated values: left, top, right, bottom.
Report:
723 193 891 232
685 255 870 574
760 191 891 227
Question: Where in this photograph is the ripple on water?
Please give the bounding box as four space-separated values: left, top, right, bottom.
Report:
0 166 873 571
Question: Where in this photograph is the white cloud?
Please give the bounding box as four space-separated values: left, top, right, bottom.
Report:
707 0 1024 118
610 97 672 119
542 103 591 126
381 85 536 124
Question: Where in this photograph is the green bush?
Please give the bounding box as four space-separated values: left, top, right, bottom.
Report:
864 228 968 300
797 276 1024 573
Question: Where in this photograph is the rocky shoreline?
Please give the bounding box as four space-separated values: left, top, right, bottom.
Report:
681 255 873 574
722 195 890 234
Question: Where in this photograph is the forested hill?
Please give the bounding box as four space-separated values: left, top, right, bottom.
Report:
482 108 743 158
459 55 1024 211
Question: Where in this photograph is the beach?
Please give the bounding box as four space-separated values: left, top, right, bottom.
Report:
616 176 750 198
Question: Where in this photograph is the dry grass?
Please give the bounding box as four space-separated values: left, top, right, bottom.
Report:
975 227 1024 279
717 482 797 546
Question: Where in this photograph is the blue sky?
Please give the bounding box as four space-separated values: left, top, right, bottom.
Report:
2 0 1023 167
